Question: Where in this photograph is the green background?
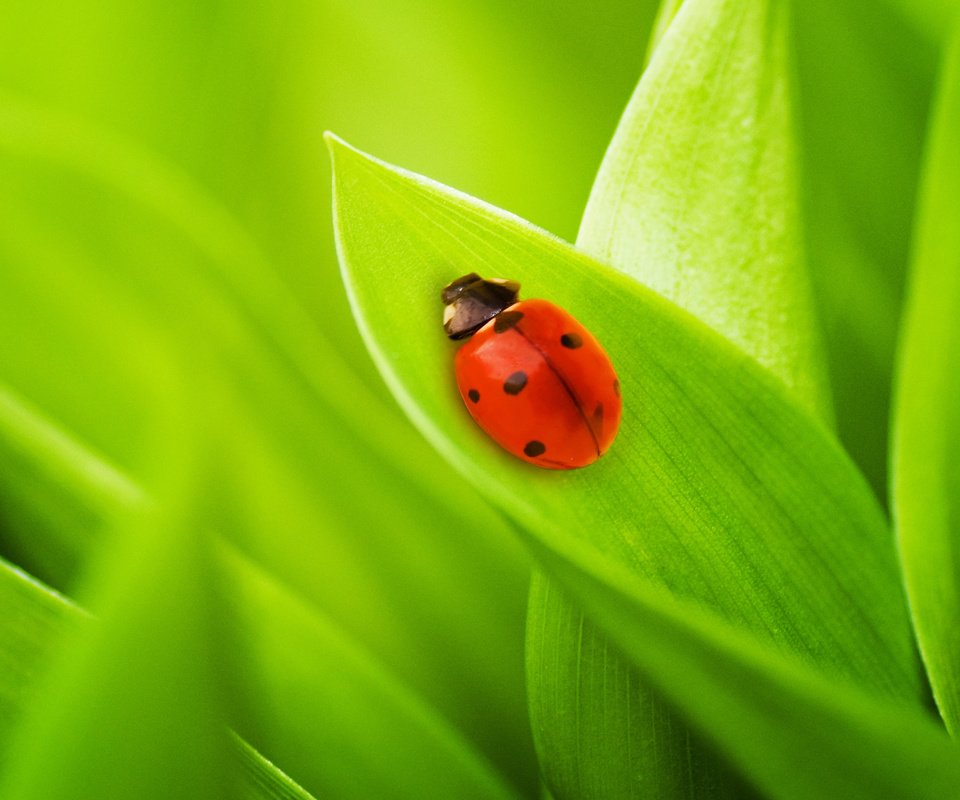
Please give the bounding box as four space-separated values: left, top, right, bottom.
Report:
0 0 957 797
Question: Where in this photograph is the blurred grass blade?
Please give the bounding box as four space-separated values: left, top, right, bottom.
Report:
329 134 923 792
231 735 317 800
892 26 960 733
221 542 520 800
0 384 146 587
531 0 834 793
0 382 521 799
645 0 683 63
0 559 319 800
0 386 229 799
0 559 86 750
791 0 938 497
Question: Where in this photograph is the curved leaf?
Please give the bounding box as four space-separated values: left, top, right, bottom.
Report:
892 26 960 733
0 558 315 800
0 385 229 800
329 134 923 792
581 0 831 420
792 0 938 497
0 382 519 800
525 525 960 800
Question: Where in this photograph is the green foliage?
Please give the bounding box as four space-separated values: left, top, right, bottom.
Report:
530 0 832 793
1 0 959 797
893 28 960 734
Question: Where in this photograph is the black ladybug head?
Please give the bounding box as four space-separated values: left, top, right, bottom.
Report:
441 273 520 339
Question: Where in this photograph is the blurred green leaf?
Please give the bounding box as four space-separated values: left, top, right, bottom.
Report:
0 96 536 791
221 542 520 800
0 378 229 799
792 0 938 498
529 0 833 794
231 735 318 800
0 557 318 800
0 560 85 748
328 127 923 733
892 27 960 734
0 380 521 799
645 0 683 62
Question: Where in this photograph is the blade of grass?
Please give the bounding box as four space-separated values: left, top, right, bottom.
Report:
0 557 319 800
792 0 938 497
645 0 684 63
0 365 230 799
892 25 960 733
523 523 960 800
0 381 522 799
581 0 830 420
220 541 520 800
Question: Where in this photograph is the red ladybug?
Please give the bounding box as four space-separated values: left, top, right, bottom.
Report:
441 273 621 469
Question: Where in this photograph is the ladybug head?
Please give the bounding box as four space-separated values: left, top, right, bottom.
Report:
441 273 520 340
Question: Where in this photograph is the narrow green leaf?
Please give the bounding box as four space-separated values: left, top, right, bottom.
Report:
530 0 834 794
0 557 319 800
645 0 684 63
221 542 520 800
0 388 228 800
0 382 520 799
231 735 317 800
0 559 86 748
328 134 923 793
892 26 960 733
792 0 938 497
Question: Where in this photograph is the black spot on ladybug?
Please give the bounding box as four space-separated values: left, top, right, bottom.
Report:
560 332 583 349
592 403 604 426
494 310 524 333
613 379 620 397
524 440 546 457
468 388 480 403
503 371 528 395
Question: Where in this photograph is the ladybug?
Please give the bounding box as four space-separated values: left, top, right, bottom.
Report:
441 273 621 469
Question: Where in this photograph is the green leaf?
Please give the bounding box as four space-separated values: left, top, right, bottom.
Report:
231 735 317 800
581 0 830 420
645 0 683 63
0 98 537 791
524 527 960 800
220 542 520 800
0 383 229 799
792 0 938 497
0 381 520 799
328 134 922 792
892 26 960 734
0 557 318 800
529 0 835 794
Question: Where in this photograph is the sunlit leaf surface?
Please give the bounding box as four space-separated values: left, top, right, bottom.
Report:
329 133 926 793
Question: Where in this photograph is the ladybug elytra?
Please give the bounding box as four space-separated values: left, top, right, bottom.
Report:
441 273 621 469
